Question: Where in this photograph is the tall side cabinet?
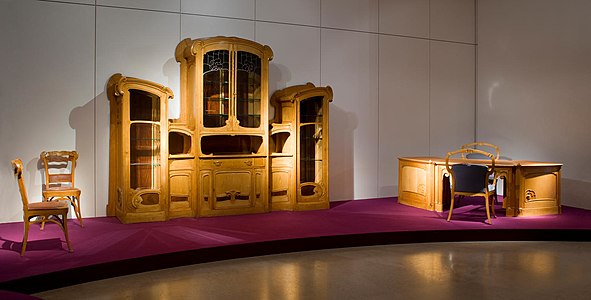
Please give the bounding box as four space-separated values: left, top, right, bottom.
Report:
176 36 274 217
270 83 333 211
107 74 173 223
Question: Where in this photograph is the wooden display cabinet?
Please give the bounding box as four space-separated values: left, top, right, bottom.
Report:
270 83 333 211
176 36 274 217
107 74 173 223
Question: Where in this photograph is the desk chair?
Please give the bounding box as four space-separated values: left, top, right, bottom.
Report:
40 151 83 227
446 148 496 225
460 142 501 205
12 159 72 256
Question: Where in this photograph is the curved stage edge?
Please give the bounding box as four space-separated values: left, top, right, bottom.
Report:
1 198 590 294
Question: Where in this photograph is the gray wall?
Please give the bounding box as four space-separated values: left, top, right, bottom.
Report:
477 0 591 209
0 0 476 222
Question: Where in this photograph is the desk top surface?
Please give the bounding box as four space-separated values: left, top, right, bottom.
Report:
399 156 562 167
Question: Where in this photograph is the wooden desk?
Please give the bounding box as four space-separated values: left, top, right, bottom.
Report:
398 157 562 217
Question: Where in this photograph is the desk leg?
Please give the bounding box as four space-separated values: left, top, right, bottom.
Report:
497 168 517 217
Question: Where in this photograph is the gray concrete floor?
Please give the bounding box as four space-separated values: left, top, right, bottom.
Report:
34 241 591 300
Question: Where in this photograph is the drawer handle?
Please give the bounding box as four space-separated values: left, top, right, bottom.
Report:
214 161 222 166
244 160 253 166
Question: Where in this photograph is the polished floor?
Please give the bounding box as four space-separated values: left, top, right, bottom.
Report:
34 241 591 300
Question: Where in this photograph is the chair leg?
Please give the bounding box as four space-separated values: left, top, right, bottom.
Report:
447 193 455 222
41 196 52 230
491 192 497 218
62 213 73 253
21 219 30 256
484 193 492 225
69 196 83 227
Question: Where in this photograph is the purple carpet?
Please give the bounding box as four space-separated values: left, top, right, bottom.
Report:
1 197 590 294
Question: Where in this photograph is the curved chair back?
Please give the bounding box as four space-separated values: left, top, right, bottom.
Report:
450 164 489 193
460 142 500 160
12 159 29 211
40 151 78 189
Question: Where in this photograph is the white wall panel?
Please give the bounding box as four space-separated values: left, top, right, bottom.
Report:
321 29 379 200
478 0 591 209
430 0 475 43
0 0 95 222
98 0 180 12
181 14 254 41
0 0 479 223
429 41 475 157
321 0 378 32
95 7 180 216
44 0 95 4
256 0 320 26
255 22 321 97
378 35 430 197
379 0 429 38
182 0 254 20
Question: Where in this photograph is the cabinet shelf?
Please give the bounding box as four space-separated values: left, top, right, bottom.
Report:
131 138 161 141
130 163 161 167
300 158 323 162
205 80 229 84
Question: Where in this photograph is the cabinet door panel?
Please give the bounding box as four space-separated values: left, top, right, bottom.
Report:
213 171 253 209
236 50 262 128
203 49 230 128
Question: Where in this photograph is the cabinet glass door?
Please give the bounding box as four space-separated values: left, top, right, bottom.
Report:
299 96 324 196
129 89 161 192
236 51 261 128
203 50 230 128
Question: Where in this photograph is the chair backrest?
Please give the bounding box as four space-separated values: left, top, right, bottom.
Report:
460 142 500 160
40 151 78 188
11 158 29 210
446 148 495 193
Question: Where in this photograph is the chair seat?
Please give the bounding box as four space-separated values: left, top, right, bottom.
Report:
43 187 81 197
44 186 80 192
28 201 69 210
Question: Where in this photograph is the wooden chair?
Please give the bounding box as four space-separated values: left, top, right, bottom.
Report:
446 148 496 225
40 151 83 227
12 158 72 256
460 142 500 205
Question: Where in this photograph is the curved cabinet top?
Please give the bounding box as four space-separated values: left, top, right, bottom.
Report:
175 36 274 63
107 73 174 101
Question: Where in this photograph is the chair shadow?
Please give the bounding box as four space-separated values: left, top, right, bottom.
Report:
440 196 506 224
1 237 66 254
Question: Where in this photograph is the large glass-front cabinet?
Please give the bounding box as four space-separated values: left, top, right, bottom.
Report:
176 36 273 217
107 74 173 223
270 83 333 211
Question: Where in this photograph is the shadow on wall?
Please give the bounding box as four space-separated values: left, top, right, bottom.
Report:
68 97 97 218
163 57 180 119
268 62 292 121
562 178 591 210
329 105 357 201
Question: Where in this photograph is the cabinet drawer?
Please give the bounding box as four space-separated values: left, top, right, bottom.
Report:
169 158 194 170
200 157 266 169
